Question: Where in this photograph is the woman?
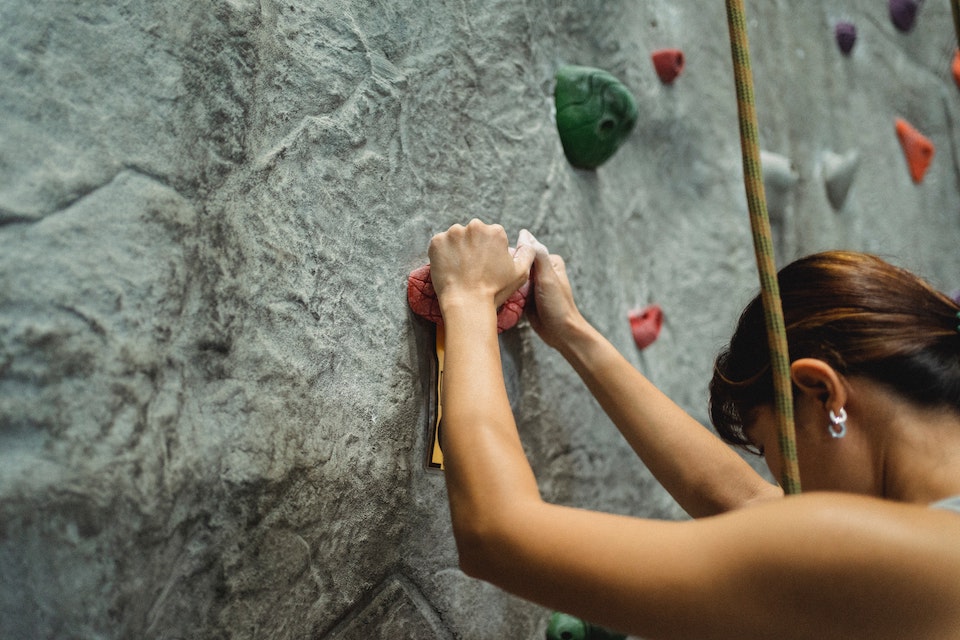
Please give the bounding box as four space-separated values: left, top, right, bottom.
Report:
426 219 960 639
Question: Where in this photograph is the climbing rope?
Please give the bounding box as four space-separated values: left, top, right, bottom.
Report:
724 0 802 494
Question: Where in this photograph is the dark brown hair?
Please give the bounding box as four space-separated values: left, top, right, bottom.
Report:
709 251 960 452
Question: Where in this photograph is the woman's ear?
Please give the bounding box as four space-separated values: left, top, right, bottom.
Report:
790 358 847 412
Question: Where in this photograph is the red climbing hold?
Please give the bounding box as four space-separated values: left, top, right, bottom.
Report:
628 304 663 350
497 281 529 332
894 117 934 184
952 50 960 91
407 264 443 325
407 264 530 333
651 49 685 84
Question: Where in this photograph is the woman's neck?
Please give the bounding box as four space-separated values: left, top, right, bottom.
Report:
879 401 960 504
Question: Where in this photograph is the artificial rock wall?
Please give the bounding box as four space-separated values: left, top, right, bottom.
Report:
2 1 959 639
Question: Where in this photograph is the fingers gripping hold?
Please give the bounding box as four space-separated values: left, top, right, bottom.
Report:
413 222 544 333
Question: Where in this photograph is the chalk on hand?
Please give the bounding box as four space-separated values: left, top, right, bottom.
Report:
518 229 549 257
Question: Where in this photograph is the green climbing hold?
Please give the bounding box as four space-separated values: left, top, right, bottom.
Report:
554 65 638 169
546 612 626 640
546 612 588 640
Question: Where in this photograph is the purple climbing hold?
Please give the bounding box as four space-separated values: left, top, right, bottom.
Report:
835 22 856 55
889 0 920 33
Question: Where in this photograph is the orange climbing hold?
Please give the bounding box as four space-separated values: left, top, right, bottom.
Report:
894 117 934 184
628 304 663 350
952 50 960 90
651 49 685 84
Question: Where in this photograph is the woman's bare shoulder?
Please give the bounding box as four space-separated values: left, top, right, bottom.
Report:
699 491 960 639
726 491 960 560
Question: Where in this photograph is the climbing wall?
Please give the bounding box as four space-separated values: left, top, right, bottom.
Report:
1 1 958 638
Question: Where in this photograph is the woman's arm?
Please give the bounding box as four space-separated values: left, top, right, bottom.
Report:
427 221 543 556
428 222 960 639
557 318 780 516
464 492 960 640
527 249 780 517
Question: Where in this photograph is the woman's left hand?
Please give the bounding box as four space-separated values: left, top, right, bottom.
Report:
428 219 536 310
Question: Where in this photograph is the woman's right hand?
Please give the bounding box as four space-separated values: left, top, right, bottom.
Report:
520 230 587 350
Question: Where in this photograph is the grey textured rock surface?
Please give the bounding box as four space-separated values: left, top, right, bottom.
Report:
1 1 958 638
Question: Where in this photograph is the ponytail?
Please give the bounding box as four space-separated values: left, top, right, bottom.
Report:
710 251 960 451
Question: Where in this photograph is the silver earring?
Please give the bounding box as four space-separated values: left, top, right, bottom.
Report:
828 408 847 438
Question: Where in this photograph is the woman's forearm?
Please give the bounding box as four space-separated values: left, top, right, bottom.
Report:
438 298 543 567
555 317 780 517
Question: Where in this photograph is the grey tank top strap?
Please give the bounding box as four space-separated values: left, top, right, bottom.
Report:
930 495 960 514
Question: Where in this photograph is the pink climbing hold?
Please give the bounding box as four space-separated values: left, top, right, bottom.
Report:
497 281 529 332
628 304 663 350
407 264 530 333
651 49 685 84
407 264 443 325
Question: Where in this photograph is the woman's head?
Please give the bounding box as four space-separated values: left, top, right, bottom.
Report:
710 251 960 453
